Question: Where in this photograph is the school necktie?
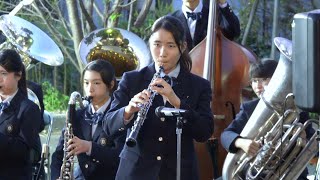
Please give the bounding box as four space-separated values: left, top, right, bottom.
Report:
84 110 104 125
163 75 173 86
186 12 202 20
0 101 9 113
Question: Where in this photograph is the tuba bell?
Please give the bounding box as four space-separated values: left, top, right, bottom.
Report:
78 27 151 79
222 37 318 180
0 14 64 70
0 14 64 107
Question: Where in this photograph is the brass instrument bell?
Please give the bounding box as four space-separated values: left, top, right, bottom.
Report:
0 15 64 70
78 28 151 79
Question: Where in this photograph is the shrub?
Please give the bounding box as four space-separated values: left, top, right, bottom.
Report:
42 81 69 112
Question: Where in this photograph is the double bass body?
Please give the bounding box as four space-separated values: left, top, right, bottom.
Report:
189 1 257 179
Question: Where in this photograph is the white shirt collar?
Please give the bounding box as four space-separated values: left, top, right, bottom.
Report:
182 0 203 18
90 97 111 114
0 89 18 103
155 63 180 78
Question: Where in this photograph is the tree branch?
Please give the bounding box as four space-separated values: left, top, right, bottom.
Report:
79 0 96 32
134 0 153 27
93 2 105 24
32 1 81 73
65 0 85 71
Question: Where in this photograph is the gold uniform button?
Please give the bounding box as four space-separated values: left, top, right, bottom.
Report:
96 160 100 163
160 117 165 122
158 137 163 142
85 164 89 168
7 125 13 133
156 156 162 161
93 159 96 162
100 138 107 146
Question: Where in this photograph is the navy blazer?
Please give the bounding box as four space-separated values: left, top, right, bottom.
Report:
27 80 45 164
221 99 258 153
171 3 240 51
27 80 45 132
104 63 213 180
51 104 125 180
0 89 41 179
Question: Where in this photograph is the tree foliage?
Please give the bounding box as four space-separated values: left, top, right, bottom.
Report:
42 81 69 112
0 0 167 96
0 0 317 112
236 0 316 59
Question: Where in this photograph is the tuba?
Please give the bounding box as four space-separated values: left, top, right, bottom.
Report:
78 27 151 79
222 37 318 180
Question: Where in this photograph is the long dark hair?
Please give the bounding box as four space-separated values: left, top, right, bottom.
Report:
82 59 117 93
150 15 192 72
0 49 27 96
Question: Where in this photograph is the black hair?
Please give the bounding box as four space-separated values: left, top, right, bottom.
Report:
82 59 117 93
249 59 278 79
150 15 192 72
0 49 27 96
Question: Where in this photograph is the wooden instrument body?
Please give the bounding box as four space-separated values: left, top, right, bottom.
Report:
190 3 257 178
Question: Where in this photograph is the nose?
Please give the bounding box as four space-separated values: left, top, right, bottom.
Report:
256 81 264 88
255 83 264 91
159 46 166 56
86 82 94 92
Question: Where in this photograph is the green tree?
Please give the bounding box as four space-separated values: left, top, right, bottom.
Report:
42 81 69 112
237 0 316 59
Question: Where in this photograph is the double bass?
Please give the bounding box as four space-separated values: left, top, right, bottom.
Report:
190 1 257 179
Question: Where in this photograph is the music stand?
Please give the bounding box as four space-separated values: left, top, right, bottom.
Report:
176 116 184 180
317 115 320 180
155 106 187 180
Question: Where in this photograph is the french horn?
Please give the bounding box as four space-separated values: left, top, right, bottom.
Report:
78 27 151 79
222 37 318 180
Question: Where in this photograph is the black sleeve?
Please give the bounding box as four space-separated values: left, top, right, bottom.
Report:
218 4 241 40
26 80 45 132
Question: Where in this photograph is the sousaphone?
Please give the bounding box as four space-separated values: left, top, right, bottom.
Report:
0 14 64 70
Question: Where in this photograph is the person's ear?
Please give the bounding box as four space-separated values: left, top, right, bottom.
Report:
181 42 187 53
15 71 22 81
110 80 115 91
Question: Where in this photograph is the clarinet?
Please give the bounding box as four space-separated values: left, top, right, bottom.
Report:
58 92 86 180
125 66 165 147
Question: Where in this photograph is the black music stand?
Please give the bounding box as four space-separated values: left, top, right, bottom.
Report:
155 106 187 180
317 115 320 180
